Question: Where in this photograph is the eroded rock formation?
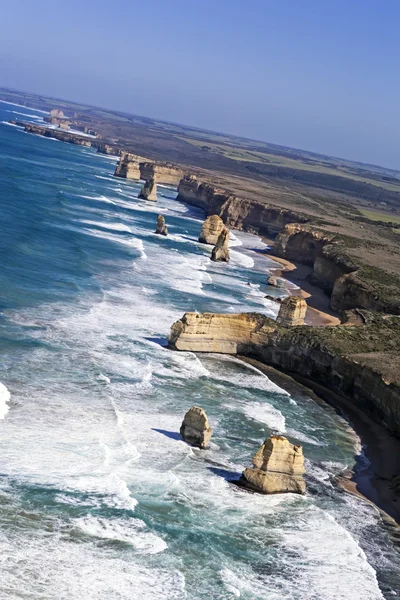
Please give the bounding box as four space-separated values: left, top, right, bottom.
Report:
267 275 286 288
177 176 307 236
140 162 184 186
199 215 225 245
139 178 157 201
180 406 212 448
24 123 92 146
276 296 307 326
211 228 230 262
114 152 145 179
50 109 65 118
241 435 306 494
169 310 400 436
97 144 120 156
155 215 168 236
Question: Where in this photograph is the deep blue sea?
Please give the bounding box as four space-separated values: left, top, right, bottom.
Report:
0 101 399 599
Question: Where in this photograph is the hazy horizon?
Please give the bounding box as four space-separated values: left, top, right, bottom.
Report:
1 0 399 169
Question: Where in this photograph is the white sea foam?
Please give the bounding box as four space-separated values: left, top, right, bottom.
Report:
10 110 43 119
1 120 22 127
229 249 254 268
243 401 286 432
0 100 49 113
74 515 167 553
79 219 132 233
80 194 116 204
0 382 10 419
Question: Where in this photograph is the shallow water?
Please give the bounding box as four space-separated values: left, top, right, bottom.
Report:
0 102 399 599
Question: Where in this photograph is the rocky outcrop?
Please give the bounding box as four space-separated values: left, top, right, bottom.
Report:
23 123 92 146
310 243 358 293
97 144 120 156
169 311 400 436
139 177 157 201
114 152 145 179
59 122 70 130
272 224 332 266
199 215 225 245
155 215 168 236
241 436 306 494
50 109 65 118
211 228 230 262
276 296 307 326
140 162 184 186
180 406 212 448
177 176 308 236
267 275 286 288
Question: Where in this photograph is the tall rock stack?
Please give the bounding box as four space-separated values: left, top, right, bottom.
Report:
276 296 307 326
211 228 230 262
155 215 168 236
139 177 157 201
241 435 306 494
199 215 225 245
180 406 212 448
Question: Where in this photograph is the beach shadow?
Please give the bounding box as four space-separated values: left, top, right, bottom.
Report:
207 466 241 482
152 428 181 441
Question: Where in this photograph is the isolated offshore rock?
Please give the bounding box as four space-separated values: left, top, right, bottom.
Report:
50 108 65 118
139 177 157 201
199 214 225 245
267 275 286 288
180 406 212 448
211 228 230 262
276 296 307 327
241 435 306 494
155 215 168 236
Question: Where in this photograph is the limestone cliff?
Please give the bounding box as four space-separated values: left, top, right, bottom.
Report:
140 162 184 186
276 296 307 326
199 215 225 245
180 406 212 448
177 176 308 236
114 152 146 179
24 123 92 146
97 144 120 156
169 311 400 437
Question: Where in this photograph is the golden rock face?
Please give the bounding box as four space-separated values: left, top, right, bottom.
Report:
199 214 225 245
180 406 212 449
276 296 307 327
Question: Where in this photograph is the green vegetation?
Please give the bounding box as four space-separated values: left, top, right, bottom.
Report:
358 208 400 224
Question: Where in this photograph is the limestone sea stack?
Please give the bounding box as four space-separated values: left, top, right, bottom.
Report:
211 228 230 262
180 406 212 448
199 215 225 245
155 215 168 236
241 435 306 494
276 296 307 327
139 177 157 201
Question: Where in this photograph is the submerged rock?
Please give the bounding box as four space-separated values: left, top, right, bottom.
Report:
139 177 157 201
199 215 225 245
276 296 307 326
180 406 212 448
241 435 306 494
267 275 286 288
211 228 230 262
155 215 168 236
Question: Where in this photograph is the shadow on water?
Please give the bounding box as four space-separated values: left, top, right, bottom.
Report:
207 466 241 482
144 336 168 347
152 428 181 441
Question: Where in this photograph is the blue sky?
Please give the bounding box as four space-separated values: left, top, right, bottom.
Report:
1 0 399 168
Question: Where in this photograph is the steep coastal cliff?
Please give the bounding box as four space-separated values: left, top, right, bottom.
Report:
177 176 308 236
114 152 145 179
169 311 400 437
140 162 184 186
23 123 93 146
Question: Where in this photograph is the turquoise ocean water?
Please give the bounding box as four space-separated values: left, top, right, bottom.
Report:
0 102 399 599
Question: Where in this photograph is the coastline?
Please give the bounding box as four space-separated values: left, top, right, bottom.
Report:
240 356 400 526
261 237 340 326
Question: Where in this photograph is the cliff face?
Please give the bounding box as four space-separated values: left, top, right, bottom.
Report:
177 176 308 236
24 123 92 146
97 144 120 156
140 162 184 186
169 311 400 437
114 153 144 179
272 224 331 265
311 244 359 292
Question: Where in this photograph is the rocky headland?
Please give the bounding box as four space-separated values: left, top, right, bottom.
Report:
169 310 400 438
